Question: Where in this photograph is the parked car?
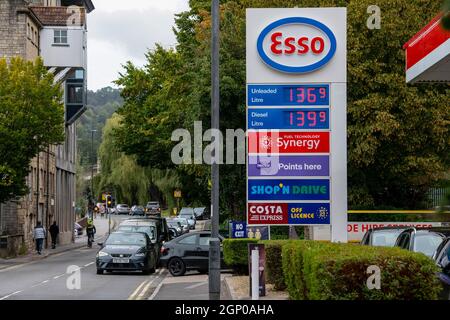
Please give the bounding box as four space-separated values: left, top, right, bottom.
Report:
361 227 409 247
166 220 183 236
130 205 145 216
160 231 225 276
145 201 161 216
168 227 179 239
171 217 190 234
74 222 83 236
179 208 196 230
96 231 157 275
433 237 450 300
119 217 170 265
194 207 207 220
115 204 130 215
395 228 446 257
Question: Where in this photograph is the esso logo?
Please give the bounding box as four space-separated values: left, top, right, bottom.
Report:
257 17 337 73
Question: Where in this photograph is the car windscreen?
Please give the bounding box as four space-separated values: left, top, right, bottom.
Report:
414 234 444 257
180 208 194 215
105 233 147 246
174 218 188 226
118 226 156 240
371 230 403 247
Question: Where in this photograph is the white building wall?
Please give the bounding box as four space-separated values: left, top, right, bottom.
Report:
40 26 86 68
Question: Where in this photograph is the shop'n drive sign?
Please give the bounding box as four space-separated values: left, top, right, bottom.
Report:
246 8 348 242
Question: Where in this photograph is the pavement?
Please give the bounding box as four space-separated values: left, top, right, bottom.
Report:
0 215 117 272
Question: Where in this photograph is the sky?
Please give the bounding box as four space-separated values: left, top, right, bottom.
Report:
87 0 190 91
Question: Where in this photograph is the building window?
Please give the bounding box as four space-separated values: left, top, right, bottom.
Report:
67 84 83 104
54 29 68 44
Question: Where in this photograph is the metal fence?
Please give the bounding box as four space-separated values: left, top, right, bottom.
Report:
427 187 450 208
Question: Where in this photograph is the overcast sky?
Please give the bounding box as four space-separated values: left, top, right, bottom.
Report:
87 0 190 91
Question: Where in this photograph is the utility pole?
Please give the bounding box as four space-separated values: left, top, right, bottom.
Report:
208 0 221 300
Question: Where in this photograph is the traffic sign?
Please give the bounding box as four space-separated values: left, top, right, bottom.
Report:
174 190 182 198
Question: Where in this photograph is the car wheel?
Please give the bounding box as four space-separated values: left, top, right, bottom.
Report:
168 257 186 277
96 269 103 275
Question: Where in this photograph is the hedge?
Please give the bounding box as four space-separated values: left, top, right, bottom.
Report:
284 241 442 300
259 240 292 290
223 239 258 269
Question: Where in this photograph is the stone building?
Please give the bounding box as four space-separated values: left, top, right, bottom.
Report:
0 0 94 257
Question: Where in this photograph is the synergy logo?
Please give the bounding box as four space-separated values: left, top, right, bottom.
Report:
248 131 329 154
248 179 330 201
257 17 337 73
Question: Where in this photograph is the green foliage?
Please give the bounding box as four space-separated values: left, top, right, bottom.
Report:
223 238 258 268
112 0 449 217
259 240 291 290
0 57 64 203
77 87 122 167
282 241 442 300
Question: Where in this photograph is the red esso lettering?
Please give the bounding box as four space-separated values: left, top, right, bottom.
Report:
270 32 325 55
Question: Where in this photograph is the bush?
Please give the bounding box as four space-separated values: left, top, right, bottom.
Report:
259 240 292 290
283 241 442 300
223 239 258 273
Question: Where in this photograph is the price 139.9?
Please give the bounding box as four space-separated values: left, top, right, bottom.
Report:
284 110 329 129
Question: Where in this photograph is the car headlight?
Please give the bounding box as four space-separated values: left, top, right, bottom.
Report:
97 251 109 258
135 252 146 257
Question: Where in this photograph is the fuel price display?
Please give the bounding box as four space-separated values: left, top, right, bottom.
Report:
248 108 329 130
248 84 329 106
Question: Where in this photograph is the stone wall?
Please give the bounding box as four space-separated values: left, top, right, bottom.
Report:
0 0 27 59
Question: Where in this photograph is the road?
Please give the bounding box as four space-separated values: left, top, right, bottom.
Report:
0 216 217 300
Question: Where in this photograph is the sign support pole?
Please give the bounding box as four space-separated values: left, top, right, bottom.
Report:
209 0 221 300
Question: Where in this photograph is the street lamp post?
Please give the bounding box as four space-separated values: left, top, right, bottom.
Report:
209 0 221 300
90 129 97 219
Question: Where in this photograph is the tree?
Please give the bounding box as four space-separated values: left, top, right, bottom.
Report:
114 0 449 216
0 57 65 203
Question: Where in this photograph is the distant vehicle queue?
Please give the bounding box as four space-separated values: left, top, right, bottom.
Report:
95 204 211 276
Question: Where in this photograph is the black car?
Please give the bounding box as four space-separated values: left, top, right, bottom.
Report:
361 227 409 247
433 237 450 300
193 207 206 220
160 231 224 276
96 231 157 275
395 228 446 257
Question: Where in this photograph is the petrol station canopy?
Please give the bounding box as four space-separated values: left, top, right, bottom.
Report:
403 13 450 83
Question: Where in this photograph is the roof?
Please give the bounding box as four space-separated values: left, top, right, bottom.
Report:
403 12 450 83
29 6 86 27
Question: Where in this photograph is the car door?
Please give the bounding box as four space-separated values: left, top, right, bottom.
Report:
197 233 212 270
176 234 199 268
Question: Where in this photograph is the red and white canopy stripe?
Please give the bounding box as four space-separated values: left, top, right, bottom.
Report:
403 13 450 83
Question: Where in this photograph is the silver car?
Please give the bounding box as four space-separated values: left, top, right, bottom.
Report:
115 204 130 215
179 208 196 230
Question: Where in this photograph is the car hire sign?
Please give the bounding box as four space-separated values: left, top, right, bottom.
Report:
246 8 347 243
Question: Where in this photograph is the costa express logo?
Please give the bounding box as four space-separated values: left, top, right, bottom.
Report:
257 17 337 73
248 203 288 224
248 179 330 201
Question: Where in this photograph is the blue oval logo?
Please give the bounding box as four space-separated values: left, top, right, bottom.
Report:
257 17 337 73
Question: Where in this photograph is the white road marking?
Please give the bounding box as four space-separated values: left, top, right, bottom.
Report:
41 280 49 284
84 262 94 267
0 290 22 300
128 279 149 300
148 282 164 300
185 281 208 290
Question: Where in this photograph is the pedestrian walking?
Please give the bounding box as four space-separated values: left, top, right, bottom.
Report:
49 221 59 249
33 221 46 255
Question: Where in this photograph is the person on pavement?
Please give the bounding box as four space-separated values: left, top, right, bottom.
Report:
33 221 46 255
49 221 59 249
86 219 96 246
